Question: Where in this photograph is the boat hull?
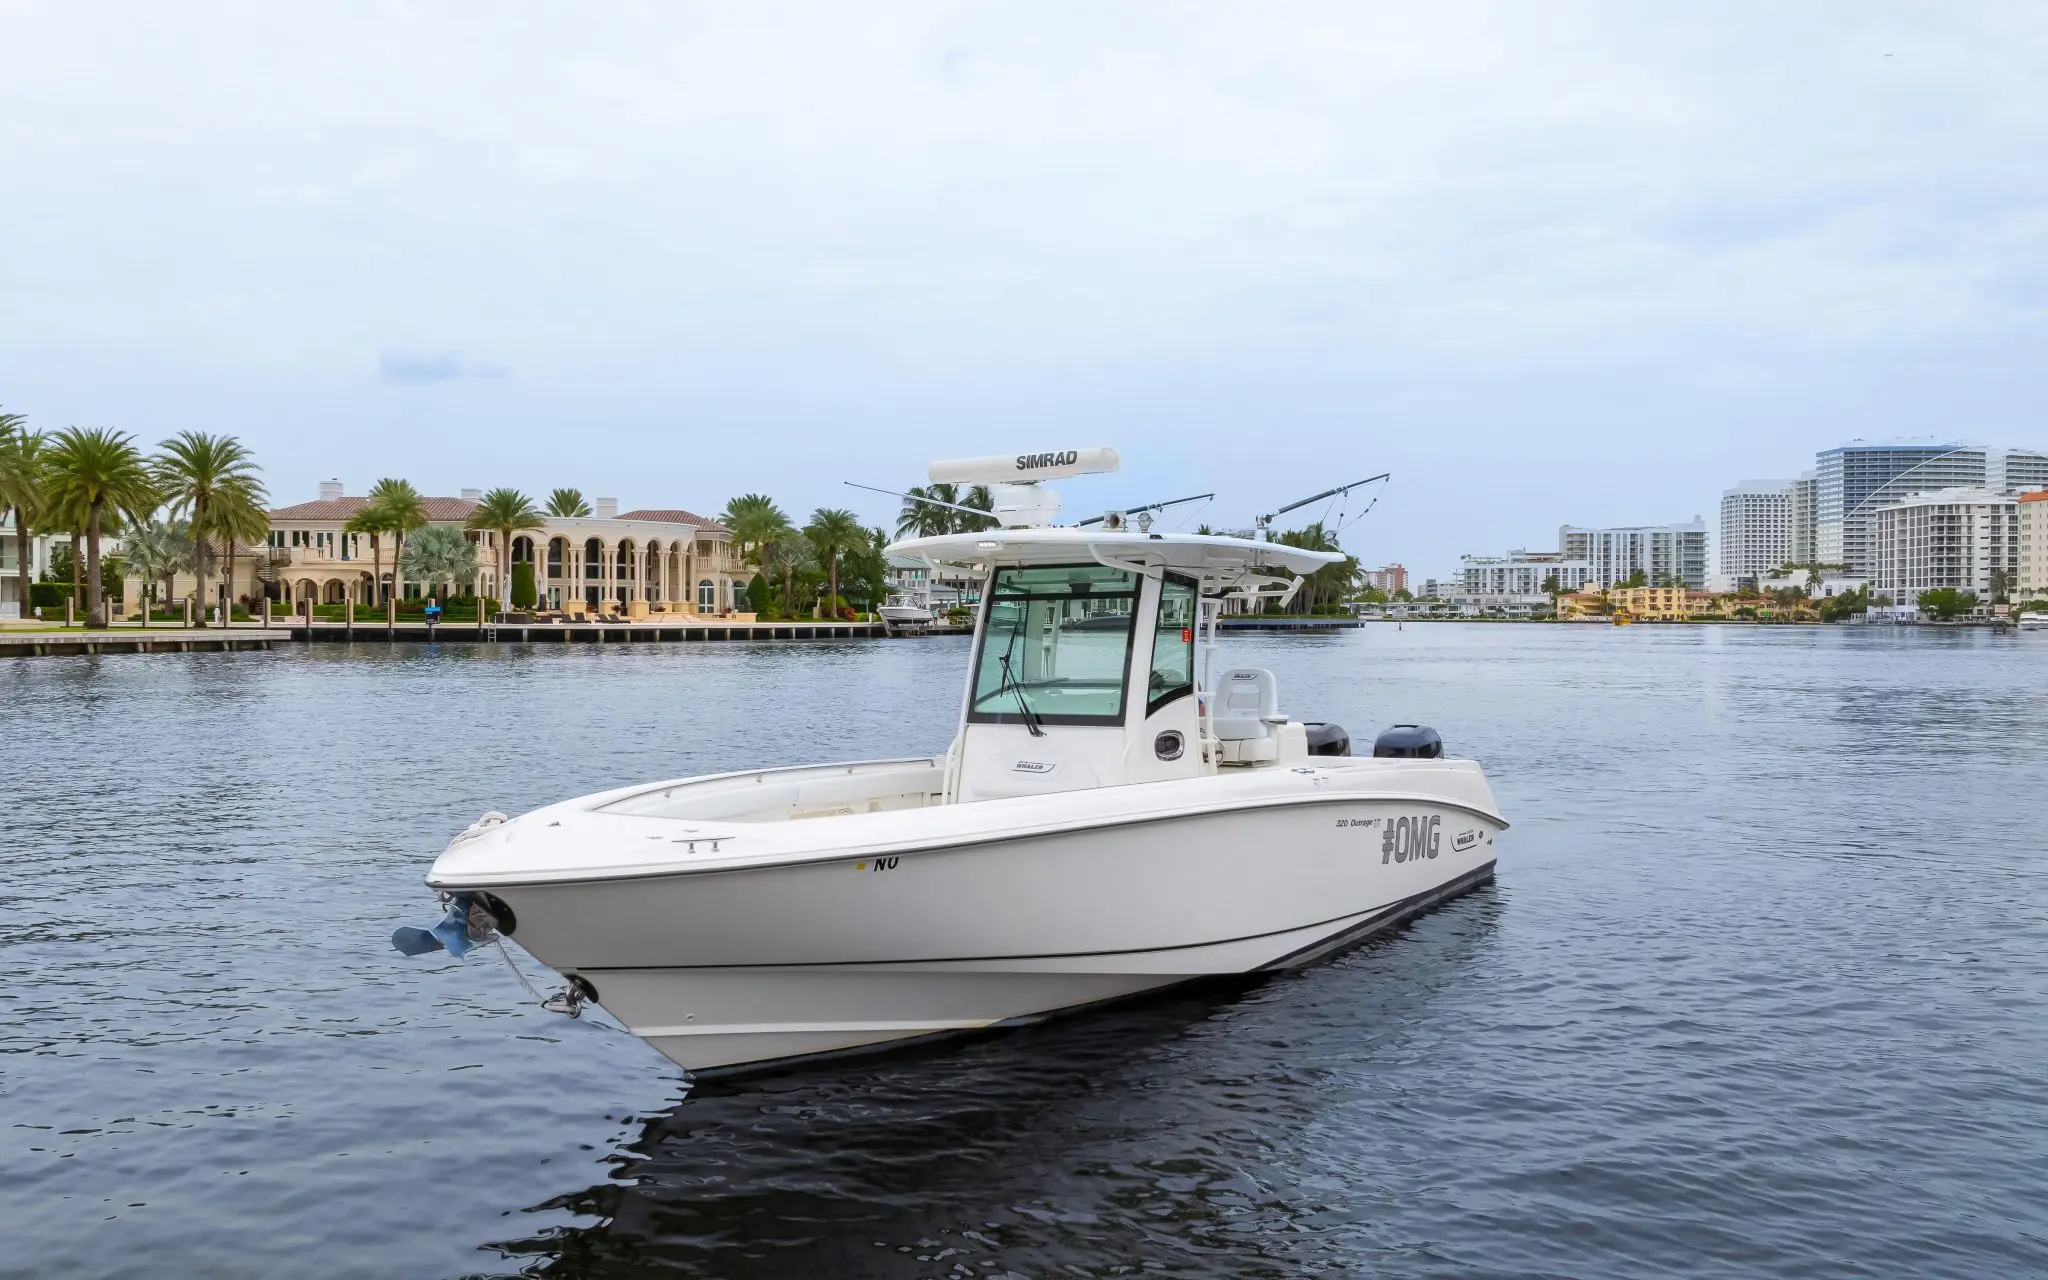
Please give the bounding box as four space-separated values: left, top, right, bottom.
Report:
451 782 1504 1076
599 861 1493 1077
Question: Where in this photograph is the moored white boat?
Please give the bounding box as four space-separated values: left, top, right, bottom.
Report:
878 602 936 626
408 448 1508 1078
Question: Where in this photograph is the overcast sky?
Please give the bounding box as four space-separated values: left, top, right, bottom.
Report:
2 3 2042 574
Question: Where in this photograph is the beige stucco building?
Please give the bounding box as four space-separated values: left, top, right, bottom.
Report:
2018 490 2048 599
130 481 745 614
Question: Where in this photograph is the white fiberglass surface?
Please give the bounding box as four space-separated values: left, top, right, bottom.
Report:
595 760 944 823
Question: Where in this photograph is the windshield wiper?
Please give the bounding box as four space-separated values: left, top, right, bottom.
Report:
998 651 1046 737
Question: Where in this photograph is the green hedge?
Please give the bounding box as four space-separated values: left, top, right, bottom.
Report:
29 582 70 610
511 562 537 610
306 597 489 622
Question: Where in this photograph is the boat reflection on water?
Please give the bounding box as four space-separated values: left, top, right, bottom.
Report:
481 888 1504 1278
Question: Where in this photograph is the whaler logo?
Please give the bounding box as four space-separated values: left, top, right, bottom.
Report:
1382 814 1441 864
1013 760 1056 774
1016 450 1080 471
1452 829 1480 852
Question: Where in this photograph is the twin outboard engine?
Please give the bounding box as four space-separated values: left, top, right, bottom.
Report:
1302 723 1351 757
1372 724 1443 759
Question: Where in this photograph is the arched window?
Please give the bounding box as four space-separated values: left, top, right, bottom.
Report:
513 536 535 564
547 538 564 577
584 539 603 578
616 539 635 581
699 579 716 612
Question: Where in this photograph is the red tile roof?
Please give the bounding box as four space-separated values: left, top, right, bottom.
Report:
618 509 730 532
268 496 479 522
2021 489 2048 503
267 496 729 531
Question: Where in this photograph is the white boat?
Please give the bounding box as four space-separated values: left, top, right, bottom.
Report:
2018 613 2047 630
410 448 1508 1079
878 602 936 626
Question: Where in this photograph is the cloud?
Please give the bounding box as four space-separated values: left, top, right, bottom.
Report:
0 4 2043 571
376 353 507 385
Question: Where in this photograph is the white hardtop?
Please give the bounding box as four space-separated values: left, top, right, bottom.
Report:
887 527 1341 597
881 445 1344 597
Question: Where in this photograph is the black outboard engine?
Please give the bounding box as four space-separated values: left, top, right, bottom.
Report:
1302 722 1351 757
1372 724 1443 759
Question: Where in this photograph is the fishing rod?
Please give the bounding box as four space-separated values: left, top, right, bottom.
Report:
1074 492 1216 529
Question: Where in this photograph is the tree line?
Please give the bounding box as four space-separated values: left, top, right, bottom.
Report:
2 407 1385 626
0 406 977 627
0 412 268 627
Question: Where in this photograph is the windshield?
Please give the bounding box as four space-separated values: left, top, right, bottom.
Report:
1147 574 1196 715
968 564 1139 726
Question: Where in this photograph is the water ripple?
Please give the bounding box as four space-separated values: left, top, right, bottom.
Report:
3 629 2047 1277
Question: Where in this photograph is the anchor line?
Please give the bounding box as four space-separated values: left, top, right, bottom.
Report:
491 936 638 1038
492 936 548 1002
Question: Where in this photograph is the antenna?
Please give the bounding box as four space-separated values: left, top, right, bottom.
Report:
844 481 990 521
1255 474 1390 535
1074 493 1216 528
926 448 1119 487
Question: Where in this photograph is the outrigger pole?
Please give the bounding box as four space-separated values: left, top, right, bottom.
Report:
1254 474 1391 534
844 480 993 521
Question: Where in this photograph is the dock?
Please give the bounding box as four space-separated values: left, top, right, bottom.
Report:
286 619 888 643
2 618 888 655
0 629 281 656
1218 616 1363 631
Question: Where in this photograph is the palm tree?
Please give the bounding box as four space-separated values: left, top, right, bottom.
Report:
212 488 272 616
397 524 479 600
896 482 983 538
153 432 264 627
720 493 792 566
1989 566 2013 605
343 503 394 606
367 479 428 600
39 488 85 611
0 415 45 619
894 486 945 539
44 428 155 627
1275 522 1357 613
546 488 592 518
466 488 544 611
804 507 864 611
756 532 815 618
123 517 194 616
959 485 998 533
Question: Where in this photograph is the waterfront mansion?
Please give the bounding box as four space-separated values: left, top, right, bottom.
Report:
133 481 747 614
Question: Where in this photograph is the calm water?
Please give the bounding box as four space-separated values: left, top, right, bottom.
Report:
4 626 2046 1278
